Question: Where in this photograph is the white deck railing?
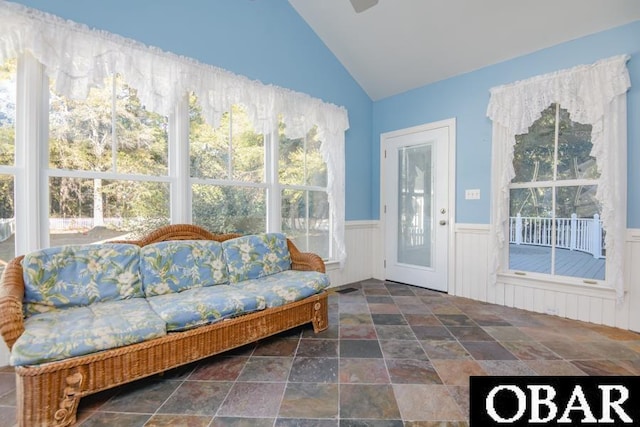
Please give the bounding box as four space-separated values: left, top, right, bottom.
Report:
0 217 125 242
509 213 604 259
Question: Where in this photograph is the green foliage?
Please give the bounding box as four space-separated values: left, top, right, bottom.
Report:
188 97 268 234
43 74 170 236
192 184 265 234
511 103 598 218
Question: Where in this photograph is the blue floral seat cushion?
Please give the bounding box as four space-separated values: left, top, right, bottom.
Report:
140 240 228 297
234 270 330 308
21 244 143 317
146 285 266 332
222 233 291 283
10 299 166 366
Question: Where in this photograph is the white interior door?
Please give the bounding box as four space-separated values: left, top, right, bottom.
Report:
383 123 451 291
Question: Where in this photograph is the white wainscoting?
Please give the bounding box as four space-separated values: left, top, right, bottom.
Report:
452 224 640 332
326 220 381 287
0 341 7 366
333 221 640 332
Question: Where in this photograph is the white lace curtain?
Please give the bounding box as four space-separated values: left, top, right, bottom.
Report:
0 0 350 265
486 55 630 301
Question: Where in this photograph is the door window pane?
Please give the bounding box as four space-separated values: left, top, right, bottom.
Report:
397 144 432 267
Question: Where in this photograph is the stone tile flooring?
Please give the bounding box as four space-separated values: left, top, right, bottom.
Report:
1 279 640 426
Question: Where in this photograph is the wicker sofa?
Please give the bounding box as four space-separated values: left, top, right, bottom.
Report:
0 224 330 427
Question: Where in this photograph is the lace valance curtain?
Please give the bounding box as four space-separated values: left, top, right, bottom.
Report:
486 55 630 301
0 0 349 265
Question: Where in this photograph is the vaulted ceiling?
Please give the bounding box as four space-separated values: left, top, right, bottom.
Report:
289 0 640 100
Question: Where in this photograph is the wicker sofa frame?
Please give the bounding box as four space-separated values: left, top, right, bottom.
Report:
0 224 329 427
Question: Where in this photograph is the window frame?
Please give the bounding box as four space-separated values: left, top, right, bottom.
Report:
508 102 603 279
278 128 332 257
6 52 336 261
47 74 173 238
487 56 630 302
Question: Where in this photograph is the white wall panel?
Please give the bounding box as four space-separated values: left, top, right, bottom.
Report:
577 295 590 322
565 294 579 320
625 230 640 331
327 221 379 287
453 224 489 301
448 225 640 332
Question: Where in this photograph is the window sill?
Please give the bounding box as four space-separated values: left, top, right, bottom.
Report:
325 259 340 270
497 271 616 300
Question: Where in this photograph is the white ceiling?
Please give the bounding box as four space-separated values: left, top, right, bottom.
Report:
289 0 640 100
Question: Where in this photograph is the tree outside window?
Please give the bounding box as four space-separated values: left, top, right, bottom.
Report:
189 97 267 235
48 74 170 242
189 94 332 258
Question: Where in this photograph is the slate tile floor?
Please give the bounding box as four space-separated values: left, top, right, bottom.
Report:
1 279 640 426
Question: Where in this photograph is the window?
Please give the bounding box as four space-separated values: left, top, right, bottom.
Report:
190 99 267 234
48 74 170 243
487 55 630 300
509 103 603 280
0 58 16 274
189 96 332 258
0 3 348 264
280 126 330 258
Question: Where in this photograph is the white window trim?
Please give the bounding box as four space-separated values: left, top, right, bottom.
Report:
487 55 631 302
14 53 48 254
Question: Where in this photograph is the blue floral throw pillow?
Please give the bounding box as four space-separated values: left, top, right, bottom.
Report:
22 244 143 317
222 233 291 283
140 240 228 297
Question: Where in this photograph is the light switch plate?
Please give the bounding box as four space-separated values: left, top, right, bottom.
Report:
465 189 480 200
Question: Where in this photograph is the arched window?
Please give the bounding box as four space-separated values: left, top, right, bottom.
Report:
487 55 630 301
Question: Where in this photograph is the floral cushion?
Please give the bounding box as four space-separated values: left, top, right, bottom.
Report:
234 270 330 308
140 240 228 297
22 244 143 317
10 299 166 366
146 285 266 332
222 233 291 283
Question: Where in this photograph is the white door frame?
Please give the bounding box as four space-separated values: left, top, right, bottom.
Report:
379 118 456 293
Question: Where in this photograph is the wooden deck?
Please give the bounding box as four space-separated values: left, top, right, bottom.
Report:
509 244 605 280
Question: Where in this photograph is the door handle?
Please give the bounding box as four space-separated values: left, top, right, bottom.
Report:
439 220 447 226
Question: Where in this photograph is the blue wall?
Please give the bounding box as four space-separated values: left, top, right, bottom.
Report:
373 21 640 226
8 1 640 226
10 0 374 221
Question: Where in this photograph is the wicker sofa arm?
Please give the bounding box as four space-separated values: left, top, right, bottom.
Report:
0 256 26 350
287 239 326 273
